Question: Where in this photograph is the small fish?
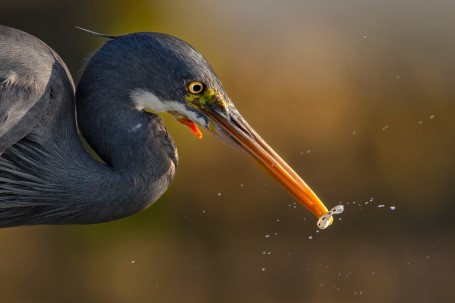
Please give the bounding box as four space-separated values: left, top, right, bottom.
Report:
317 205 344 229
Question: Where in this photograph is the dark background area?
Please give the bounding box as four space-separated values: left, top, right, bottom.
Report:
1 0 454 302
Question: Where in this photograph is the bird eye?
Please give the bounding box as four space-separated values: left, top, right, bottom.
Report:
187 81 205 95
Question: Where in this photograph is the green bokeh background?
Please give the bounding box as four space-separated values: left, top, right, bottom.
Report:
1 0 454 302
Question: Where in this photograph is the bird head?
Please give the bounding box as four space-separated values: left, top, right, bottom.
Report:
104 32 333 225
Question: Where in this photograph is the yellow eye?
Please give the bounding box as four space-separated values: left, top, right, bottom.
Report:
187 81 205 95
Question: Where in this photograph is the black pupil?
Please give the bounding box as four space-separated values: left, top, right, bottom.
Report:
192 84 202 92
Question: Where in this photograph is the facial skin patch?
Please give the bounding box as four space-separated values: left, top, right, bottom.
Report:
317 205 344 229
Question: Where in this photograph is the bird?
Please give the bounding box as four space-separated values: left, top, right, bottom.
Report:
0 25 331 228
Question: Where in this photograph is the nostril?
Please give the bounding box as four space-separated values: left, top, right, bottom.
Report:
230 116 253 138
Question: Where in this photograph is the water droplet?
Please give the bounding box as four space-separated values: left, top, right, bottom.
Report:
362 35 368 39
390 206 396 210
131 260 136 264
429 114 435 119
395 75 401 79
306 150 311 154
377 204 385 208
202 210 206 214
382 125 389 131
261 267 266 272
217 192 222 196
352 131 357 135
418 120 423 125
265 234 270 238
308 236 313 240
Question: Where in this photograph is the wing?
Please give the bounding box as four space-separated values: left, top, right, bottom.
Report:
0 25 66 154
0 71 52 154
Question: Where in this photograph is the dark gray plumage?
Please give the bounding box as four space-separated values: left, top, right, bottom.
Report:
0 25 332 229
0 26 194 226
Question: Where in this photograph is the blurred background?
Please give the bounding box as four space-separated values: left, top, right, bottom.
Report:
1 0 454 302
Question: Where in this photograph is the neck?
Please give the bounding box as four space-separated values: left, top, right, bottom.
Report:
73 71 178 223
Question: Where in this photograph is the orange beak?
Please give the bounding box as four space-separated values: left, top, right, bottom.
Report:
204 107 331 223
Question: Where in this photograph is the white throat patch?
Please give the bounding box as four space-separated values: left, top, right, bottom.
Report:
130 88 206 126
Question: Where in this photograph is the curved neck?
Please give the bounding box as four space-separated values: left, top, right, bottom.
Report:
78 90 178 172
74 74 178 222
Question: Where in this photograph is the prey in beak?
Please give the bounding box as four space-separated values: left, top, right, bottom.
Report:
183 81 342 229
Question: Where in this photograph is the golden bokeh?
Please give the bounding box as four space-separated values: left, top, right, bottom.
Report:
1 0 454 302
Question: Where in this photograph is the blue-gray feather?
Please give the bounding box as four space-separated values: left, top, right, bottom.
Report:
0 26 183 227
